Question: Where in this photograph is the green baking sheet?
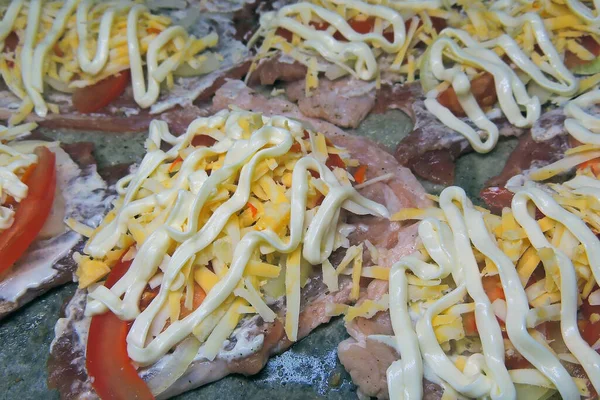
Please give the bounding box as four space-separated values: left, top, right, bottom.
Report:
0 110 518 400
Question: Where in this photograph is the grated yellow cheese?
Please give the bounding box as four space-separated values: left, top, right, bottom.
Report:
285 247 302 341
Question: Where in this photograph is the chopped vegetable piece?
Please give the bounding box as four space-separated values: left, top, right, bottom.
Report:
354 165 367 184
0 147 56 274
437 72 497 117
86 256 154 400
73 70 130 114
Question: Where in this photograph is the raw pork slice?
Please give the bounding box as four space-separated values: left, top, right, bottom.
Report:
48 82 430 398
0 141 110 319
479 132 572 214
285 77 377 128
388 86 526 185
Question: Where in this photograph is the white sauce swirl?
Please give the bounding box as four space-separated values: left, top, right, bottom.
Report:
387 184 600 399
84 110 388 366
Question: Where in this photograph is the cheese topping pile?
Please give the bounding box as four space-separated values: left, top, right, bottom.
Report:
0 0 220 124
388 179 600 399
0 121 39 230
385 95 600 398
250 0 451 91
74 109 388 367
251 0 600 154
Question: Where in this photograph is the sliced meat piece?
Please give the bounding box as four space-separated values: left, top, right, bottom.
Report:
213 80 430 206
285 77 377 128
373 82 423 118
409 146 463 186
338 337 399 399
247 55 308 86
479 186 515 215
0 142 110 319
530 108 567 142
339 278 444 400
150 61 252 114
247 56 422 129
486 127 571 189
390 87 526 184
479 132 571 213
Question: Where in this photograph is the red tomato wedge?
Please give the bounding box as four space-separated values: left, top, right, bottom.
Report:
437 72 497 117
86 257 154 400
0 147 56 275
73 70 130 114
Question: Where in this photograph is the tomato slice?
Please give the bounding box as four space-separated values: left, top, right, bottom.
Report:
73 70 130 114
86 257 154 400
437 72 497 116
0 147 56 274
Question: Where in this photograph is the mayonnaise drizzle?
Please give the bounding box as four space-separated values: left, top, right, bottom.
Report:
564 89 600 144
386 184 600 399
425 13 578 153
84 110 388 366
261 0 406 80
0 0 214 116
512 187 600 394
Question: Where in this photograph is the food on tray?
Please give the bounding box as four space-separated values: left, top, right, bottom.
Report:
339 84 600 398
2 0 600 398
0 122 108 318
247 0 600 185
0 0 254 133
48 107 428 398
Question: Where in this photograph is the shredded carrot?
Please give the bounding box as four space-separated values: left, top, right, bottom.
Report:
168 157 183 173
354 165 367 184
579 157 600 176
180 284 206 318
146 27 162 35
326 154 345 169
247 203 258 218
462 311 478 336
482 275 505 302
